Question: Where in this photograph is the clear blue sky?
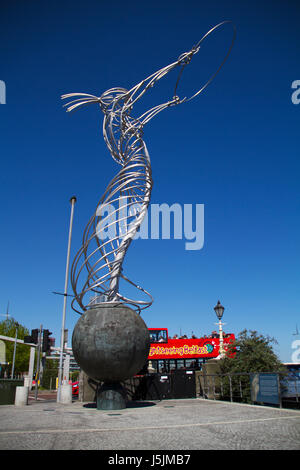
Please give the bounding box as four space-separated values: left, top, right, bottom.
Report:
0 0 299 362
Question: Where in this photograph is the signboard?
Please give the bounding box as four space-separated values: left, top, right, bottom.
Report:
281 368 300 398
149 341 216 360
250 373 280 405
281 377 300 398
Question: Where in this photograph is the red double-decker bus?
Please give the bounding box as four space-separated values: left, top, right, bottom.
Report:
147 328 235 373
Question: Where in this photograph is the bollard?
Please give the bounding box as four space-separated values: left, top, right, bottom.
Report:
60 383 72 404
24 376 30 388
15 386 29 406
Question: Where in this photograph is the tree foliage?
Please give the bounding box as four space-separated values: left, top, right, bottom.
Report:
0 318 31 376
42 359 59 389
219 329 286 374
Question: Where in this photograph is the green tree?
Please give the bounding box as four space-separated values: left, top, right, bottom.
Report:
0 318 31 376
220 329 286 374
42 359 59 389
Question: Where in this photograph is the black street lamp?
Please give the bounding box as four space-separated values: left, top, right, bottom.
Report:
214 300 225 320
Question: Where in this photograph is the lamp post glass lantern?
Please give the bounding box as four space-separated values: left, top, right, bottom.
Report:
214 300 225 356
214 300 225 320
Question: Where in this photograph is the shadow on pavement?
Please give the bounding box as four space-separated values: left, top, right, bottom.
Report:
82 400 157 409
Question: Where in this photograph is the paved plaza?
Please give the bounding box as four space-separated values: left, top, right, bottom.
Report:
0 397 300 451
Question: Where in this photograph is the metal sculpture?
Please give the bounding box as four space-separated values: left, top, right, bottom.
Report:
62 21 236 315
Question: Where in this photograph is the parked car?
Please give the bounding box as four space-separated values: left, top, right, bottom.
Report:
72 381 79 396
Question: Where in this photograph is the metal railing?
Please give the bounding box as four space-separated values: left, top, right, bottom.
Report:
196 372 300 408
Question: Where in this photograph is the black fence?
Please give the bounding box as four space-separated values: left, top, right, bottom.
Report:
0 379 24 405
125 370 197 401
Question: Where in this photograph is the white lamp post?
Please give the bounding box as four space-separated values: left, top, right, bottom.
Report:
214 300 225 357
57 196 76 402
11 322 19 379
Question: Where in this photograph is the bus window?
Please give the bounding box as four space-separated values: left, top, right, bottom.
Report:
185 359 194 369
149 329 168 343
151 360 159 373
149 332 157 342
158 360 167 373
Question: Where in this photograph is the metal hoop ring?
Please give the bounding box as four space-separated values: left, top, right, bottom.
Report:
174 20 237 102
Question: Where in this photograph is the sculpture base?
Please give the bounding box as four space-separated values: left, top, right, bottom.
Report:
97 382 126 410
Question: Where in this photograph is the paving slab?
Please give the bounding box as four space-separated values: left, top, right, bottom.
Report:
0 398 300 450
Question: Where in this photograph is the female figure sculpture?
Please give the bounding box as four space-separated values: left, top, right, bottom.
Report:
63 22 236 316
